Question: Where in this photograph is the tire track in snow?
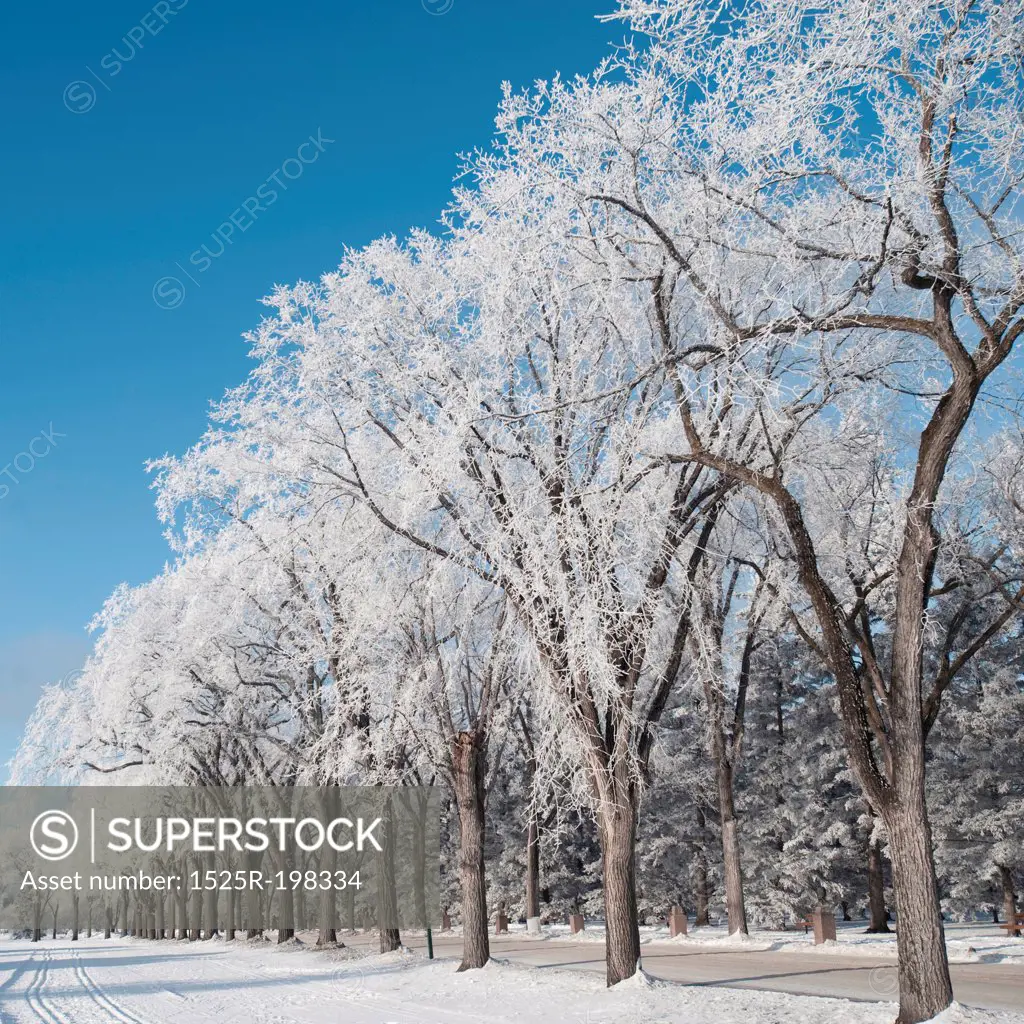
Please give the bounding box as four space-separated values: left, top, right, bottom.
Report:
22 950 67 1024
70 947 156 1024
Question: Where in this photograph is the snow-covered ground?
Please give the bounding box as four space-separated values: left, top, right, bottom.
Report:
665 921 1024 965
431 919 1024 965
0 935 1022 1024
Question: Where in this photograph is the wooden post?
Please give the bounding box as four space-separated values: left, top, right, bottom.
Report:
811 908 837 945
668 905 688 938
495 912 509 934
569 913 585 935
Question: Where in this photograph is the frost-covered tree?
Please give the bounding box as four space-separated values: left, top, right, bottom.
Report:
147 199 738 981
930 644 1024 931
472 0 1024 1013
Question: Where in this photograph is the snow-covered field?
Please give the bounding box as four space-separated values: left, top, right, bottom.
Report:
1 935 1022 1024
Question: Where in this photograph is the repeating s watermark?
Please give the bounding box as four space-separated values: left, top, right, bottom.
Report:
422 0 455 14
63 0 189 114
152 129 335 310
868 965 899 997
0 424 65 500
30 811 79 862
58 669 85 692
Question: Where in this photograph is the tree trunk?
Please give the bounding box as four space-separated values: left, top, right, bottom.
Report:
277 880 295 942
176 881 188 939
867 837 891 933
203 856 219 939
718 763 748 936
702 614 752 939
189 882 202 941
999 865 1019 937
597 795 641 986
694 806 710 927
345 883 356 933
377 796 401 953
882 797 953 1024
452 730 490 971
72 896 80 941
246 850 264 938
525 816 540 925
412 792 428 930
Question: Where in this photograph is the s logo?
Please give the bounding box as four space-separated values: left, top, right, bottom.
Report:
30 810 79 861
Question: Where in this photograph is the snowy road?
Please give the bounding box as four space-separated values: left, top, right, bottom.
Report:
340 927 1024 1015
0 937 1021 1024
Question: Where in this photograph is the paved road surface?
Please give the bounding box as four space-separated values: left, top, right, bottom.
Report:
342 930 1024 1013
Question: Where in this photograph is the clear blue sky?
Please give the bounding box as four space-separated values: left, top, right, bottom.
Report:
0 0 621 767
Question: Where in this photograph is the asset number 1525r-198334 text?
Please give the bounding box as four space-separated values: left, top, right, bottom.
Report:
188 869 363 892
